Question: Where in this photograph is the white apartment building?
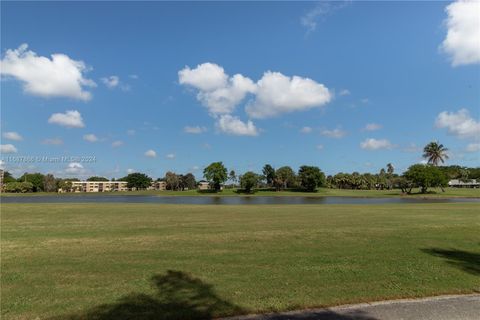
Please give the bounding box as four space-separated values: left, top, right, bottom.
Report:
70 181 128 192
197 181 210 190
448 179 479 188
149 181 167 190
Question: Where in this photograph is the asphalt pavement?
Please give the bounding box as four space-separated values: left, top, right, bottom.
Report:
223 294 480 320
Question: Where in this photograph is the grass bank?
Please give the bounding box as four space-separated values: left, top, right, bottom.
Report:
1 203 479 319
1 187 479 198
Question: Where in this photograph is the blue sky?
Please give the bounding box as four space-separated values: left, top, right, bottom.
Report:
1 1 479 179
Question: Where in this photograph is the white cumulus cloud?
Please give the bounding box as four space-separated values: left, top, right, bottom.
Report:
216 115 259 136
300 126 313 133
360 138 393 150
198 74 256 115
57 162 92 179
441 0 480 66
0 44 96 100
184 126 207 134
101 75 120 88
179 62 228 91
179 63 256 114
83 134 98 142
166 153 175 159
179 64 332 119
2 131 23 141
179 63 332 135
363 123 382 131
144 149 157 158
246 71 331 119
435 108 480 139
1 144 18 154
48 110 85 128
65 162 85 174
321 127 347 139
112 140 124 147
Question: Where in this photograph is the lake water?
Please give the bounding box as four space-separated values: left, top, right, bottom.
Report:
2 195 480 205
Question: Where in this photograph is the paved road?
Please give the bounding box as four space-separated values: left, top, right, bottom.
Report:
223 294 480 320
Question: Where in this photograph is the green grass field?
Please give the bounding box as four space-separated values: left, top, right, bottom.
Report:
1 187 479 198
1 203 479 319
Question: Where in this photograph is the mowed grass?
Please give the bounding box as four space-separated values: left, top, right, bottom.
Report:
1 203 479 319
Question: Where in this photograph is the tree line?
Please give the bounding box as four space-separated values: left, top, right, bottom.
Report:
2 141 478 194
201 162 326 193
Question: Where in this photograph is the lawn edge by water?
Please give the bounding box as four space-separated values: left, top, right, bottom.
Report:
1 187 479 198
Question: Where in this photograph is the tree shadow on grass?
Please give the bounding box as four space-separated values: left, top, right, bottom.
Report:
421 248 480 276
49 270 244 320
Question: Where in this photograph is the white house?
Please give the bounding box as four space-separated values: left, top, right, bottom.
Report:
448 179 479 188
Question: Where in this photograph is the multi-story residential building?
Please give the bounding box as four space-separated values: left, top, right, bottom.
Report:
197 181 210 190
448 179 479 188
149 181 166 190
69 181 128 192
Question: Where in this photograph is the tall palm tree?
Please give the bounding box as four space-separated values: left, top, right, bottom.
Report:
386 163 394 175
423 141 449 166
386 163 394 189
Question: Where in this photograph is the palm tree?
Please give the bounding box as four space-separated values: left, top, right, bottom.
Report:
423 141 449 166
386 163 394 189
228 170 237 188
386 163 394 175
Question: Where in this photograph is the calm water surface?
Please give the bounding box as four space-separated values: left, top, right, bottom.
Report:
2 195 479 205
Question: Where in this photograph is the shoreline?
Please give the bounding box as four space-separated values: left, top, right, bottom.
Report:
1 188 479 199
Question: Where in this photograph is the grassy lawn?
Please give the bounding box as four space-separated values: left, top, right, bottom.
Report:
1 203 479 319
1 187 479 198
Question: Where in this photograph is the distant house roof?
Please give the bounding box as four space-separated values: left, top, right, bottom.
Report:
448 179 479 186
